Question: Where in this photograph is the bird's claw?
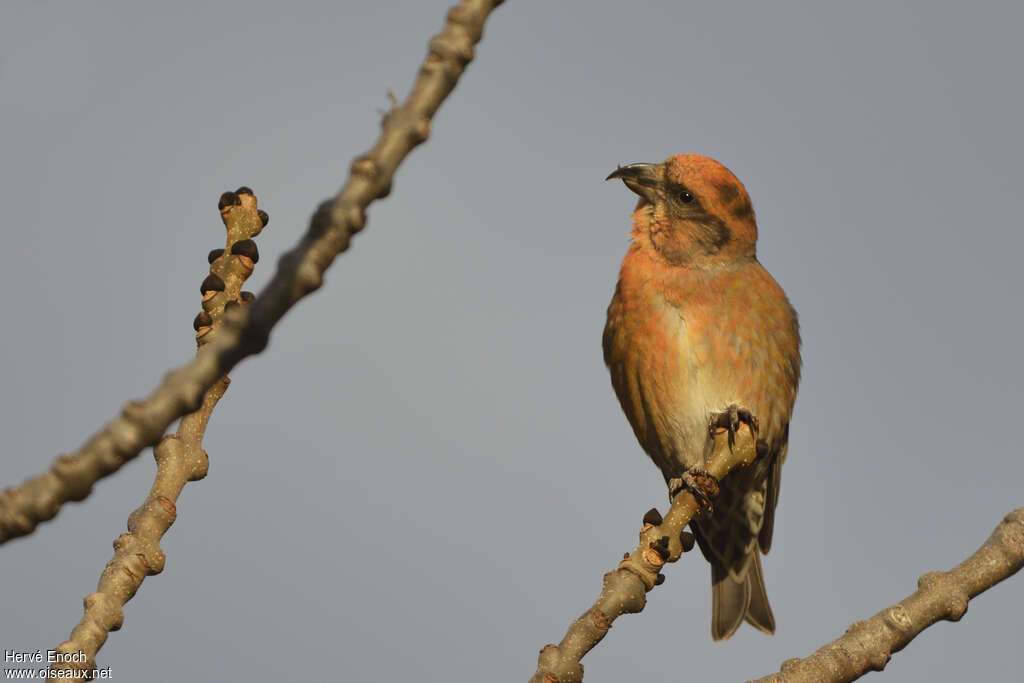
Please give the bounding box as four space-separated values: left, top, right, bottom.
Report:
709 404 759 450
668 469 720 514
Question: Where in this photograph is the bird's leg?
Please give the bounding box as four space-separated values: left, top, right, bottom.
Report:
709 404 759 450
668 469 720 514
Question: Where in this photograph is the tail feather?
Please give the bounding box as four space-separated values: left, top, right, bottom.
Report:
710 552 775 641
742 552 776 634
710 561 748 641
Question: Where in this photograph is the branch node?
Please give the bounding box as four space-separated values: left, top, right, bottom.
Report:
885 604 913 632
429 35 474 67
780 658 803 673
348 205 366 233
412 117 431 143
641 546 666 568
188 450 210 482
350 156 379 181
867 648 891 672
155 495 177 521
589 608 612 631
845 619 868 635
617 559 658 591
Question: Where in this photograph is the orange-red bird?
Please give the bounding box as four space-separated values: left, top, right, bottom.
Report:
603 154 801 640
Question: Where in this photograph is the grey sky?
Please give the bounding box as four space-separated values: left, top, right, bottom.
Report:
2 1 1022 681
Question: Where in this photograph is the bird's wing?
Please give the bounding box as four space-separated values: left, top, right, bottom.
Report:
758 425 789 553
693 463 765 575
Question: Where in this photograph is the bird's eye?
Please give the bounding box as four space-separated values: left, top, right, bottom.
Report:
678 191 694 203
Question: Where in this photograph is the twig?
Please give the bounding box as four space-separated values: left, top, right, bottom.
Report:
0 0 506 545
749 507 1024 683
530 424 759 683
48 190 265 678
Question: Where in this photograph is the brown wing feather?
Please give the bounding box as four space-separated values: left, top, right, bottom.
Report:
759 428 788 553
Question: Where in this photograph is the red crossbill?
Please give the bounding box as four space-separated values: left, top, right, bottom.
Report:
603 154 801 640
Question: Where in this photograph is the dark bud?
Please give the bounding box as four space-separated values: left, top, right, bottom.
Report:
200 273 226 294
207 248 225 264
235 186 254 196
652 536 671 561
218 192 241 210
642 508 663 526
654 574 665 586
257 210 269 227
193 311 213 330
679 531 695 553
230 239 259 262
240 291 255 302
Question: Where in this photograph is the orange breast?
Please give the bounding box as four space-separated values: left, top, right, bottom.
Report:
604 244 800 476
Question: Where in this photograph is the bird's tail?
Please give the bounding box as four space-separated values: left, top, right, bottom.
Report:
710 551 775 641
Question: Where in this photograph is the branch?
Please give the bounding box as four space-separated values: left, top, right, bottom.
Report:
0 0 506 545
749 507 1024 683
47 190 265 678
530 424 759 683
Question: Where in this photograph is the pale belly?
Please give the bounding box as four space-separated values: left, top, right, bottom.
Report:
609 297 782 480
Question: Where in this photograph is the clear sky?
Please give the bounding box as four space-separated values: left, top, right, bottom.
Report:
2 1 1022 681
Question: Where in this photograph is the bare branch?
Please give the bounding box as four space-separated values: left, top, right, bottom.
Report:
47 191 265 678
0 0 506 545
750 508 1024 683
530 424 759 683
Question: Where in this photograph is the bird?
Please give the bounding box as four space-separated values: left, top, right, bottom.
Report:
603 154 801 641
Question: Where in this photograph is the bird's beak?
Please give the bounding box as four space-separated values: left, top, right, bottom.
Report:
605 163 661 204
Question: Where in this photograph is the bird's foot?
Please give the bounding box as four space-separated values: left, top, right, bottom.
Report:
668 469 720 514
709 404 759 450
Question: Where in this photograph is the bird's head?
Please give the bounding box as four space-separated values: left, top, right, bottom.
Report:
607 154 758 265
